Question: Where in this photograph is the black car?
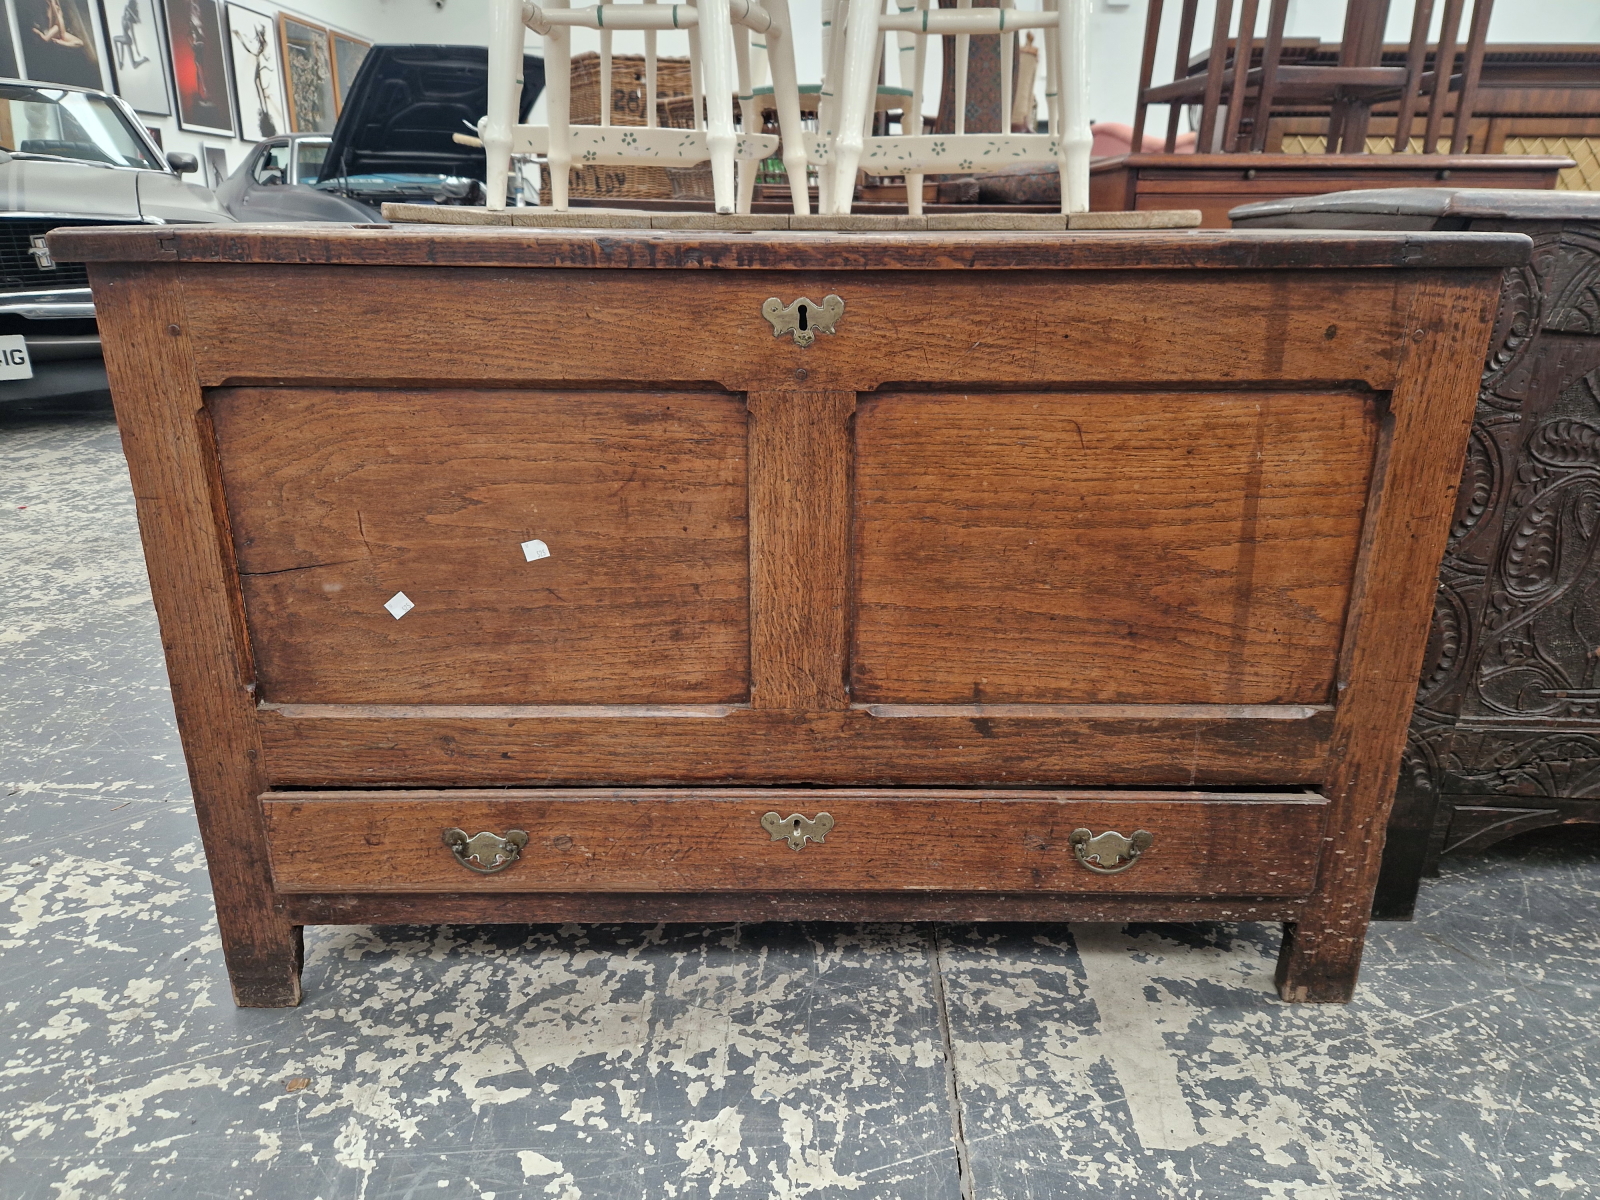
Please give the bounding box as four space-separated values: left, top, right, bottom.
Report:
0 80 230 406
217 45 544 223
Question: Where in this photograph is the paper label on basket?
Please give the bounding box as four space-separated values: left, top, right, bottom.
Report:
522 539 551 562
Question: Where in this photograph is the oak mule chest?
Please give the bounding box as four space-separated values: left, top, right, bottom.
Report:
53 223 1525 1005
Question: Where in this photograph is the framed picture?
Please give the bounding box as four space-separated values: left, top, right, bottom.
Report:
201 142 227 186
0 5 20 78
225 2 283 140
98 0 171 115
164 0 235 135
328 31 369 112
278 14 334 133
15 0 113 89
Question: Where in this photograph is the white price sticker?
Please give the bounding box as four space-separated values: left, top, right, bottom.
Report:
0 336 32 380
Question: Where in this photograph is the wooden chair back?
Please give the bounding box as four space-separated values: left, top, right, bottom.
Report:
1131 0 1495 156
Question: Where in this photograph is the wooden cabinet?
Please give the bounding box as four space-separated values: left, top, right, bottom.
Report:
52 223 1524 1007
1233 189 1600 918
1090 152 1571 229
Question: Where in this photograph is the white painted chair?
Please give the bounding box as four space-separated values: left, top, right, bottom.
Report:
482 0 811 215
814 0 1090 216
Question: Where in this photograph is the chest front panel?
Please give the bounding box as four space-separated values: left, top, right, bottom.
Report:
162 262 1417 791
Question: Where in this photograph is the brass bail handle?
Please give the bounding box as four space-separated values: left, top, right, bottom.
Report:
1068 828 1154 875
443 828 529 874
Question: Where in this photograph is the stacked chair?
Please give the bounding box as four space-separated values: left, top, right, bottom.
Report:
816 0 1090 216
483 0 810 214
480 0 1091 217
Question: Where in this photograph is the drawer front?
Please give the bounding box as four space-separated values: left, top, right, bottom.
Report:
261 789 1328 896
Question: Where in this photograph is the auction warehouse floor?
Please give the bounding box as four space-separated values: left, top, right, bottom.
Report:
3 396 1599 1200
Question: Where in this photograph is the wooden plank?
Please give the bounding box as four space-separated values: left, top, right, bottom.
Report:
1275 270 1501 1002
52 226 1535 273
748 391 855 710
172 266 1415 394
279 891 1310 926
88 264 303 1007
853 391 1379 706
253 704 1336 786
260 789 1330 895
209 387 749 706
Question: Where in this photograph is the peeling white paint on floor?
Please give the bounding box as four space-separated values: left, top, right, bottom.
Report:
4 403 1600 1200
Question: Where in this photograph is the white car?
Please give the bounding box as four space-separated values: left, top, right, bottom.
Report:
0 78 230 406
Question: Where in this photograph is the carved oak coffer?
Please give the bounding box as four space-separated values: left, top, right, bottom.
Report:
51 222 1523 1006
1232 189 1600 919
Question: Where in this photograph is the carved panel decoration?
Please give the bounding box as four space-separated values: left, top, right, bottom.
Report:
1384 221 1600 919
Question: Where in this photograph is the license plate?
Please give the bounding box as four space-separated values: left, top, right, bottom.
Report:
0 335 32 380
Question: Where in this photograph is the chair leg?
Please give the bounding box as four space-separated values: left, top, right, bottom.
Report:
698 0 739 213
546 21 572 210
832 0 880 213
483 0 525 211
764 0 811 215
1055 0 1091 213
904 0 926 217
905 171 923 215
816 0 847 214
734 26 758 214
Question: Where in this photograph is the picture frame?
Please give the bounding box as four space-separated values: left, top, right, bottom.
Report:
328 30 369 113
278 13 334 133
225 1 283 140
0 3 21 78
164 0 236 135
98 0 171 115
14 0 114 90
201 141 227 186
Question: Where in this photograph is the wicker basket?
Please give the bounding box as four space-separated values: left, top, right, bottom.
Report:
537 53 702 202
570 52 694 126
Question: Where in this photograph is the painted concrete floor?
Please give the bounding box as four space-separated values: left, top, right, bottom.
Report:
3 395 1600 1200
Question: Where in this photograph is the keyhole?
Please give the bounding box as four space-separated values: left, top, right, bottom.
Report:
797 304 809 331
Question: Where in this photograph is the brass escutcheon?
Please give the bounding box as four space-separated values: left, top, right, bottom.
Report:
761 811 834 851
1068 828 1154 875
761 295 844 347
443 827 530 874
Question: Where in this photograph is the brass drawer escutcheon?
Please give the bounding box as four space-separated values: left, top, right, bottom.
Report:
443 827 529 874
761 811 835 851
1069 828 1154 874
761 295 844 346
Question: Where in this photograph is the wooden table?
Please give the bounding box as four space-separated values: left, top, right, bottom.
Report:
1233 188 1600 919
52 222 1525 1007
1091 152 1572 229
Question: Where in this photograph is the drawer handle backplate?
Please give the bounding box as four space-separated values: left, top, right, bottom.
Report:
761 811 835 851
444 827 529 874
1069 828 1154 874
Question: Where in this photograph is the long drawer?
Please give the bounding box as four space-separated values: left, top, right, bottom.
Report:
261 789 1329 896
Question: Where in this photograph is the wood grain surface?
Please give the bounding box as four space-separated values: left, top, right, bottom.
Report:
254 703 1336 786
853 391 1379 705
89 264 303 1007
54 225 1532 272
209 388 749 705
748 391 855 710
171 265 1414 395
261 788 1329 895
277 890 1310 926
1275 273 1501 1003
